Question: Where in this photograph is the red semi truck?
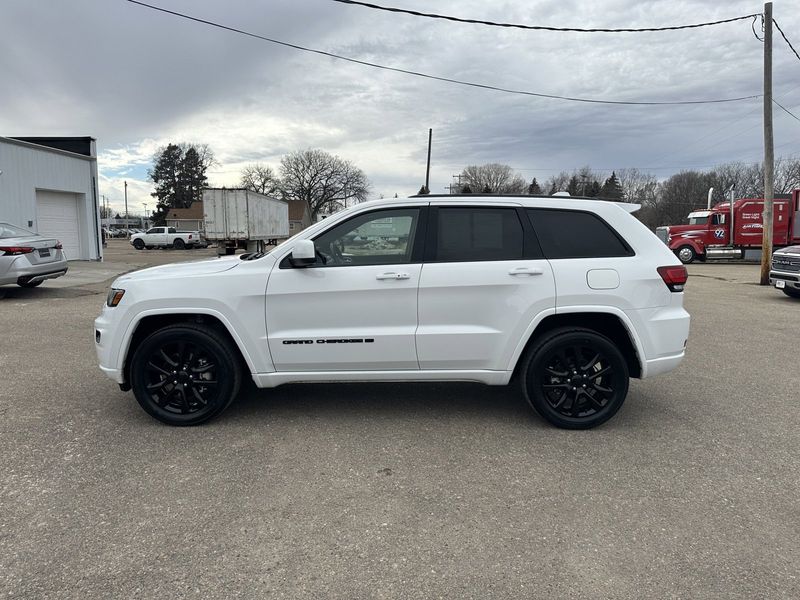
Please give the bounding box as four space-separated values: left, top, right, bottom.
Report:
656 189 800 264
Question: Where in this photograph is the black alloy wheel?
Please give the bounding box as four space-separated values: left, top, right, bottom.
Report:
130 324 241 425
173 238 186 250
133 238 145 250
521 327 629 429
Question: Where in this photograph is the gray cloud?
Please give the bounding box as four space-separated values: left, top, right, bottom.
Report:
1 0 798 210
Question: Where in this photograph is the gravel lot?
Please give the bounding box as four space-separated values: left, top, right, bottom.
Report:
1 245 798 599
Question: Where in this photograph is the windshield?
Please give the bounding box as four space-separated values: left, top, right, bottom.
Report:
0 222 35 238
688 216 709 225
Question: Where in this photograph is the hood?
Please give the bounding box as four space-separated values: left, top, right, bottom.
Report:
775 245 800 256
663 224 709 237
116 255 241 283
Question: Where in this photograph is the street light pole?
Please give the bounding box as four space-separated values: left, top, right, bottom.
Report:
143 203 148 228
124 180 129 238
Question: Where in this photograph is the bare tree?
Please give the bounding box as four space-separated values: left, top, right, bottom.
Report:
239 163 279 196
544 171 571 195
461 163 526 194
617 168 658 206
279 149 370 219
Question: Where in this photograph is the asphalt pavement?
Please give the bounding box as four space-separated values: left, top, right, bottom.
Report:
1 247 798 599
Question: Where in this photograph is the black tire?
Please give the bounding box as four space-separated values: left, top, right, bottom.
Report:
520 327 629 429
130 323 242 426
676 245 696 264
132 238 145 250
18 279 43 288
186 243 194 249
145 245 154 250
173 238 186 250
782 287 800 299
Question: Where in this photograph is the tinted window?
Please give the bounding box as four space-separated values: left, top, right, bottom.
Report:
312 208 419 267
527 209 632 259
436 208 523 262
146 228 160 234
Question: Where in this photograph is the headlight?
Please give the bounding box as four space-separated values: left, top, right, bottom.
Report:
106 288 125 307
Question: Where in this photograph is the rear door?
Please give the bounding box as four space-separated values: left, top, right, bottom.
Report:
416 204 555 370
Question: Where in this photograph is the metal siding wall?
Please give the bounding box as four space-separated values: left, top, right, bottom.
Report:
0 140 99 260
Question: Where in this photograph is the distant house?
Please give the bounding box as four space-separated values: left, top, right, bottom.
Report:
287 199 312 234
166 201 204 231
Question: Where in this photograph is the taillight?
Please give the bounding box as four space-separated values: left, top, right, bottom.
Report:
657 266 688 292
0 246 35 256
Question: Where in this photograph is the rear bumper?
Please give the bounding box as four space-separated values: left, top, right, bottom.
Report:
625 300 690 379
0 256 68 285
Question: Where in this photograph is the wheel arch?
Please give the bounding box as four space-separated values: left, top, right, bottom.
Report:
119 310 255 388
510 309 643 379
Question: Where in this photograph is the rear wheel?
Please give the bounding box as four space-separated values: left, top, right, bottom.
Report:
676 245 696 264
130 324 242 426
782 287 800 299
132 239 145 250
520 327 629 429
173 238 186 250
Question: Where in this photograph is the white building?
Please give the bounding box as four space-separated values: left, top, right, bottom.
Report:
0 136 102 261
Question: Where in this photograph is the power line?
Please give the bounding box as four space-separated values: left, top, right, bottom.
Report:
773 99 800 123
773 19 800 63
125 0 761 107
331 0 760 34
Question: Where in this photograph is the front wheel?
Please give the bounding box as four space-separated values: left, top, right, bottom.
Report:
520 327 629 429
676 245 696 264
130 324 242 425
132 239 145 250
173 238 186 250
782 287 800 299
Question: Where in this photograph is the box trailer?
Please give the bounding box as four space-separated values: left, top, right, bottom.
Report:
202 188 289 255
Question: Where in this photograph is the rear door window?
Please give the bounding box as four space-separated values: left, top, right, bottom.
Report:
433 207 524 262
526 209 633 259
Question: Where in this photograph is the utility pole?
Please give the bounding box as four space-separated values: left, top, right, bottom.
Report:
760 2 774 285
424 128 432 194
142 203 148 228
124 180 129 238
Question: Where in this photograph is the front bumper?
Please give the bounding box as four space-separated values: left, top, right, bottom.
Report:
769 270 800 291
95 305 127 384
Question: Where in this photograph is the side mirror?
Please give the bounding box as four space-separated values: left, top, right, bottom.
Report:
289 239 316 267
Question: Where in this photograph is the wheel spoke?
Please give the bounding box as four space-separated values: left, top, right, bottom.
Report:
147 361 171 376
191 363 215 374
146 379 169 391
589 366 611 380
552 390 568 409
545 366 568 377
580 353 600 371
543 383 570 389
592 382 613 394
191 387 208 406
159 349 178 367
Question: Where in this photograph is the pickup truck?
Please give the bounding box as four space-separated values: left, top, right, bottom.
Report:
130 227 207 250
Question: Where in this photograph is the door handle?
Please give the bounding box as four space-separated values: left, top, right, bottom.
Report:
508 267 544 276
376 272 410 280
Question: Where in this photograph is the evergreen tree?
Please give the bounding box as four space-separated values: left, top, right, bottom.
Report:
600 171 623 199
148 143 213 224
548 183 557 195
527 177 542 195
587 180 602 197
567 175 581 196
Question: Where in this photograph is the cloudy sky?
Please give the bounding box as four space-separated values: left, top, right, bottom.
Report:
1 0 798 215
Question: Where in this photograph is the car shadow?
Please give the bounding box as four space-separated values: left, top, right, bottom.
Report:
226 380 538 425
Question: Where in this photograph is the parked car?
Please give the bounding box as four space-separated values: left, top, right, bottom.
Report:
769 245 800 298
96 195 690 428
0 222 68 287
130 226 207 250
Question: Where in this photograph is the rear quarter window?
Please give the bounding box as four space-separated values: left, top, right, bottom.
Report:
526 209 634 259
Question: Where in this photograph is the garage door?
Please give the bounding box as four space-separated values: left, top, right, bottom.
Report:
36 191 81 260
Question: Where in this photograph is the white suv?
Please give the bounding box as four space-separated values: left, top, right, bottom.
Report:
95 195 690 429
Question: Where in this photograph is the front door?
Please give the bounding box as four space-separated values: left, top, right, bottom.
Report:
266 207 426 372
